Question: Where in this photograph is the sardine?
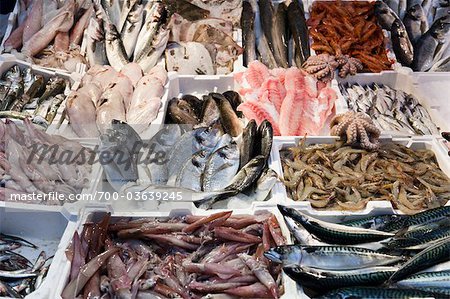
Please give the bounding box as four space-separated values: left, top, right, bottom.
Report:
241 1 257 67
287 0 310 66
86 17 108 66
45 94 65 124
104 23 129 71
264 245 404 270
135 27 170 73
35 77 65 114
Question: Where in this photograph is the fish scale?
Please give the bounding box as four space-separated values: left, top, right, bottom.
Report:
396 270 450 288
316 286 441 299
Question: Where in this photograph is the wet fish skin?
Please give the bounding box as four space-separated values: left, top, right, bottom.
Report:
386 206 450 231
241 0 257 67
167 97 199 125
389 237 450 282
339 214 406 231
374 1 401 30
278 205 394 245
287 0 310 66
162 0 209 21
256 120 273 164
272 2 289 68
45 94 65 124
175 149 209 191
218 99 242 137
258 0 275 53
284 265 398 290
104 22 130 72
316 287 440 299
222 91 243 114
391 19 414 66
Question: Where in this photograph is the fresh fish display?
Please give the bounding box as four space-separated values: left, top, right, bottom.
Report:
270 205 450 297
0 65 68 127
62 211 286 299
308 1 392 73
235 61 337 136
317 287 440 298
375 0 450 72
100 117 276 209
0 118 92 204
281 141 450 213
339 83 440 135
0 234 50 298
4 0 88 72
66 63 166 137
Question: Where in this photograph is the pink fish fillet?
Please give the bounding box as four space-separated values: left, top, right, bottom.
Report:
4 22 26 51
244 61 270 89
299 87 337 135
237 100 281 136
21 7 74 57
269 67 286 86
284 67 307 92
22 0 43 44
258 77 286 113
279 89 308 136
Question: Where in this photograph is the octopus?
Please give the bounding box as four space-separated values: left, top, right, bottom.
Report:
308 1 393 73
303 54 339 82
336 55 364 78
330 112 381 150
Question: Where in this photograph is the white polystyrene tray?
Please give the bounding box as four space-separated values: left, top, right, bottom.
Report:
336 70 446 137
51 205 299 299
0 206 78 299
270 136 450 215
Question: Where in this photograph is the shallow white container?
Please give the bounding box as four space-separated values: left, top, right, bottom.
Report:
52 205 299 299
0 206 77 299
270 135 450 215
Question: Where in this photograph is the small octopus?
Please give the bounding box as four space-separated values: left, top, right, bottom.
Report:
303 54 339 82
336 55 364 78
330 112 381 150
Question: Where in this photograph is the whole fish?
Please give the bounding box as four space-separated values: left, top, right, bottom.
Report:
240 120 257 168
117 0 139 32
396 270 450 288
278 205 395 244
35 77 65 115
256 120 273 163
389 237 450 282
202 141 240 192
0 67 24 111
340 214 406 231
264 245 404 270
284 265 398 290
316 287 439 299
384 206 450 231
134 1 166 63
412 16 450 71
374 1 401 30
384 226 450 250
287 0 310 66
201 97 220 127
175 149 209 191
101 0 121 29
248 0 277 69
403 4 428 45
121 3 144 59
272 2 288 68
391 19 414 66
241 1 257 67
167 98 200 125
167 127 221 179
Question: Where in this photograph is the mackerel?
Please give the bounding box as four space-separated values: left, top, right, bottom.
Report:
278 205 394 244
340 214 406 231
264 245 404 270
384 226 450 250
396 270 450 288
389 237 450 282
316 287 441 299
284 265 398 290
384 206 450 231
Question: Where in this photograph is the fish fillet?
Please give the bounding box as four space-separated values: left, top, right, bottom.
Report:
258 77 286 113
237 100 280 136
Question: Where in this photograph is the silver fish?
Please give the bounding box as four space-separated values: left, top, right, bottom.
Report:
202 141 240 192
121 3 144 59
45 94 65 124
175 149 209 191
104 22 129 71
86 17 108 66
135 26 170 73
